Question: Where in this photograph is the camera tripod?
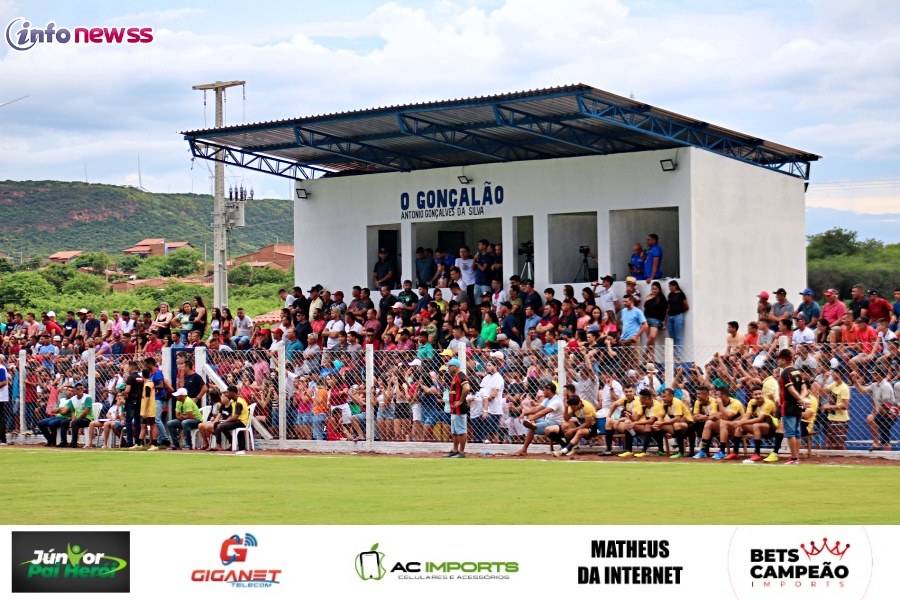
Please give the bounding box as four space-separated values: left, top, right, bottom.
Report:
574 253 591 283
520 255 533 281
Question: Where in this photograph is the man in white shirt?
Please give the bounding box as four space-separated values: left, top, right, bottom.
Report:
592 275 621 317
280 288 296 309
516 381 565 455
323 307 346 351
120 311 136 336
455 246 476 302
470 360 504 443
598 373 624 412
231 307 254 348
791 314 815 346
635 363 662 396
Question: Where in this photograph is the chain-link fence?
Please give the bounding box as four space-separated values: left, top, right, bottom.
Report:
9 339 899 454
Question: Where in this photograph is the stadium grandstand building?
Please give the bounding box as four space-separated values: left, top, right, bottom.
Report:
183 84 820 346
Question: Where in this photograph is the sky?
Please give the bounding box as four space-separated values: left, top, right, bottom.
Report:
0 0 898 240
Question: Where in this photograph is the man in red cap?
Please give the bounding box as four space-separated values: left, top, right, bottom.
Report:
756 291 772 322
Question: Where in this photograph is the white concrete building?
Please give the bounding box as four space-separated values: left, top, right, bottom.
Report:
184 84 818 348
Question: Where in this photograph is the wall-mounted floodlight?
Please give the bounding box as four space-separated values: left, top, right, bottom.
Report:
296 188 310 200
659 159 677 172
458 175 472 184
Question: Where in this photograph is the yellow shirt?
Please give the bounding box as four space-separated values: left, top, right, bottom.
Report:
570 399 597 423
632 400 663 420
803 395 819 427
746 398 777 422
762 376 779 404
693 399 713 417
826 382 850 422
717 397 745 420
664 399 694 423
139 381 156 418
610 396 636 417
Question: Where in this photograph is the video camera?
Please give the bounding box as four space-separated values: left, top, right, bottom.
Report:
579 245 591 256
518 240 534 256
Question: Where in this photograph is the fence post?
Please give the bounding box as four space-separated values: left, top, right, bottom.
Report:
557 340 566 390
458 344 466 375
194 346 208 407
664 338 674 388
365 345 374 443
161 347 173 384
18 349 26 433
278 345 286 443
87 348 96 402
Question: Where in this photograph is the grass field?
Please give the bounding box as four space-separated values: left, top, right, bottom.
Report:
1 448 898 525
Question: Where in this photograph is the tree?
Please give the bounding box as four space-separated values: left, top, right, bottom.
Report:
806 227 883 261
91 252 111 275
0 271 55 303
0 258 15 274
228 264 254 287
18 256 43 271
41 263 77 291
118 254 141 274
135 255 166 279
164 247 204 277
62 273 106 296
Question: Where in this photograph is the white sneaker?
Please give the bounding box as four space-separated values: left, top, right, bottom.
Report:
565 447 579 456
552 449 566 457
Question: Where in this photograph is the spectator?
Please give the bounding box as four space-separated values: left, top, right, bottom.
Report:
279 288 295 309
66 382 93 448
591 275 620 318
166 387 203 451
373 248 396 289
191 296 208 339
307 285 324 321
473 239 495 301
866 289 892 323
619 295 648 369
414 247 437 288
766 288 794 322
0 355 8 445
821 288 847 332
666 280 689 358
629 242 644 278
791 314 815 345
231 307 254 348
644 233 662 282
851 369 896 452
823 369 851 450
795 288 821 326
455 246 476 302
122 360 144 447
433 247 456 286
725 321 745 354
37 383 72 447
214 385 250 452
397 280 418 317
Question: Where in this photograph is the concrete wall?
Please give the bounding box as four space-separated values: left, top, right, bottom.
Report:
548 212 598 283
294 147 806 346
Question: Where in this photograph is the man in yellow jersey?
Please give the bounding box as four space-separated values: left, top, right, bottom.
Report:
693 385 743 459
687 385 713 456
800 375 819 442
628 389 665 458
552 394 598 456
653 387 693 458
602 384 637 456
823 368 851 450
712 386 747 460
739 387 778 462
214 385 250 451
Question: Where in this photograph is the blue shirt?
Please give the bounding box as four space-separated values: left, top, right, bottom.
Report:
474 252 494 286
437 254 456 271
524 314 541 338
415 256 437 284
501 313 519 344
543 342 558 358
644 244 662 279
150 368 166 400
630 253 644 275
285 340 305 361
621 306 647 341
797 301 821 323
892 301 900 319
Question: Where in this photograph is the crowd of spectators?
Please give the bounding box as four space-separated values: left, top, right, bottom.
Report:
0 247 896 457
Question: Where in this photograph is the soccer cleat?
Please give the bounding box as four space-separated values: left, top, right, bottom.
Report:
669 452 684 459
692 450 708 459
633 452 648 458
564 447 579 456
743 454 763 464
552 449 566 457
445 452 457 458
763 452 779 463
785 458 800 465
147 445 158 452
600 450 614 456
712 451 727 460
618 451 634 458
724 452 739 461
652 451 666 457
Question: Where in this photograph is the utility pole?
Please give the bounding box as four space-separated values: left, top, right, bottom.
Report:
191 80 245 309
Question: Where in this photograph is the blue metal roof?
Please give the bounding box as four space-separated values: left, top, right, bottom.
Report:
182 84 819 181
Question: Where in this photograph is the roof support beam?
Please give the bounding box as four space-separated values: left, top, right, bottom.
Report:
397 113 555 162
493 104 652 155
293 126 440 172
187 138 329 180
577 94 811 180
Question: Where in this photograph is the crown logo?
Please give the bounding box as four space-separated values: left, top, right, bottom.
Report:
801 538 850 560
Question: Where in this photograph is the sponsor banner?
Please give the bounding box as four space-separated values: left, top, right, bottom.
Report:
0 526 895 598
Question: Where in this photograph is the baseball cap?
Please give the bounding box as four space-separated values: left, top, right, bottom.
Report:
866 288 879 296
447 358 461 367
774 288 787 295
495 333 508 341
757 291 769 299
440 349 455 356
408 359 423 366
775 349 793 360
800 288 814 296
489 351 504 359
334 291 344 297
52 335 61 341
272 328 283 335
419 311 430 319
601 275 614 283
172 387 188 397
824 288 838 297
46 311 56 318
378 247 387 253
392 302 404 309
796 313 807 321
74 381 85 388
561 328 574 336
77 308 88 314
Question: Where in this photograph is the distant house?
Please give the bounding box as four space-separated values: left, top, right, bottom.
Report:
230 244 294 272
109 276 211 293
48 250 83 264
123 239 194 258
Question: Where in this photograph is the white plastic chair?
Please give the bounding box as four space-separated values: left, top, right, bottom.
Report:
231 403 257 453
191 405 213 449
80 403 103 447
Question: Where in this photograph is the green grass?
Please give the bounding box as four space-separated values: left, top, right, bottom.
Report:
1 448 897 525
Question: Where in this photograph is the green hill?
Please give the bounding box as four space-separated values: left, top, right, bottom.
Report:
0 180 294 259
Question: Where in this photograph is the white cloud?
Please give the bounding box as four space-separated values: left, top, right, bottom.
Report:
108 8 203 23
